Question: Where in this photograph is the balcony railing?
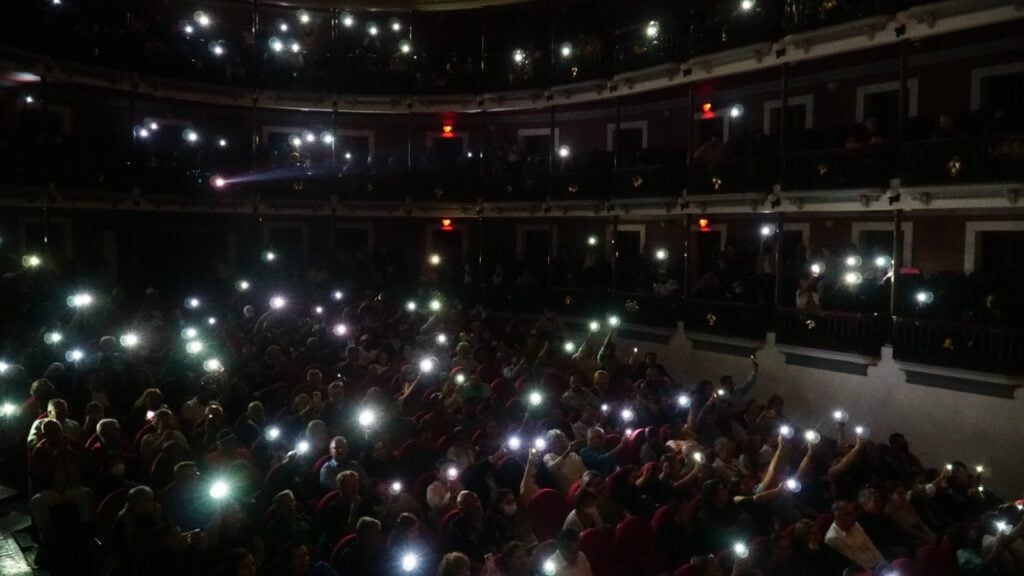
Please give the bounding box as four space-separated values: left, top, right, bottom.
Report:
485 287 682 329
776 308 890 356
682 299 771 341
892 317 1024 375
900 135 1024 186
781 145 896 190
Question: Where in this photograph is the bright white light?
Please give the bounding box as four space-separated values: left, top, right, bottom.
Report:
677 395 692 407
528 391 543 407
996 520 1011 534
446 466 458 481
183 23 195 35
810 262 824 275
183 129 199 143
655 248 669 261
405 301 417 312
217 138 227 148
43 331 63 345
290 41 301 53
296 440 310 454
558 145 571 158
207 316 218 326
560 42 573 58
454 373 466 384
331 290 343 301
845 255 862 267
390 481 403 495
693 451 704 463
760 225 774 236
587 235 599 246
976 465 985 474
589 320 601 332
874 256 890 268
182 327 199 340
149 121 159 131
67 289 93 307
854 425 870 438
389 18 402 32
366 22 379 36
607 315 621 327
303 131 315 143
321 132 335 145
741 0 755 11
0 362 8 374
344 151 353 160
23 254 42 268
512 49 525 64
358 409 376 427
507 436 522 451
341 12 354 27
419 358 436 373
730 105 744 118
236 280 250 292
120 333 140 348
645 20 659 39
428 253 442 266
534 437 548 452
0 403 17 417
333 324 348 337
210 42 225 56
212 176 226 188
733 542 749 559
289 135 302 148
269 295 286 310
832 409 848 423
401 553 418 573
203 358 223 372
915 291 934 304
314 306 324 315
779 425 794 439
24 95 35 104
563 341 576 354
621 408 634 422
543 558 556 576
186 341 203 355
843 272 863 285
65 349 84 362
185 297 201 309
428 299 442 312
436 334 448 345
804 429 821 444
137 127 150 139
399 40 412 54
784 478 802 492
265 427 281 441
194 11 211 27
601 403 609 413
209 480 230 499
263 250 276 262
297 10 311 25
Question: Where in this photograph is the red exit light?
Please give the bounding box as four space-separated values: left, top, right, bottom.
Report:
698 218 711 231
440 219 454 231
441 123 454 138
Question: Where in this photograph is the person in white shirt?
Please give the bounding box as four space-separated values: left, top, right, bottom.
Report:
543 429 586 492
562 488 603 532
825 500 887 570
548 529 593 576
27 399 82 448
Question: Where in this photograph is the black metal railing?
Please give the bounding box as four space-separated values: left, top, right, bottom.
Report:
892 317 1024 374
900 135 1024 186
781 145 896 190
682 299 771 341
776 308 890 356
485 287 682 329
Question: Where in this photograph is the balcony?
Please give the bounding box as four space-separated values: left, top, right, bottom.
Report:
892 317 1024 375
682 299 771 342
776 308 890 357
900 135 1024 187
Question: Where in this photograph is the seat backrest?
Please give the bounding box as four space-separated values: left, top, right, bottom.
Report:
312 454 331 477
674 565 694 576
528 489 572 542
579 527 617 576
329 533 359 565
650 505 671 535
439 509 461 534
96 488 132 540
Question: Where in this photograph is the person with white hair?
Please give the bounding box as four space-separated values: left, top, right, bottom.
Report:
543 429 587 492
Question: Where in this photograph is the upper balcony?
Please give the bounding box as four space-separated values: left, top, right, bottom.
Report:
0 0 1009 113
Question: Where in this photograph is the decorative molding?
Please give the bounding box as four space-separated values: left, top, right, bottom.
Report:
605 120 649 152
970 61 1024 111
855 78 919 122
963 220 1024 274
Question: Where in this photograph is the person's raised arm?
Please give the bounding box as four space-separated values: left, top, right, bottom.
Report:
519 448 540 503
735 356 759 397
828 436 865 479
760 435 786 489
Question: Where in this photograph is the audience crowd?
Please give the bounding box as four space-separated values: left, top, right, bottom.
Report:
1 268 1022 576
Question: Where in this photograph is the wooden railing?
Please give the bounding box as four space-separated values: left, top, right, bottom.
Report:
892 317 1024 374
776 308 890 356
